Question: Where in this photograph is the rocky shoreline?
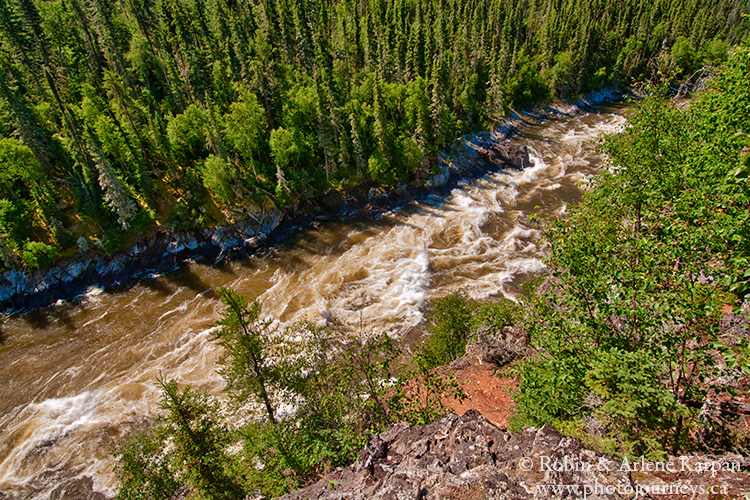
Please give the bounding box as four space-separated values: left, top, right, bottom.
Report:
0 88 628 312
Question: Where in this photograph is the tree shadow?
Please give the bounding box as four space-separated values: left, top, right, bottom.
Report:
21 304 77 331
138 273 176 298
163 264 220 301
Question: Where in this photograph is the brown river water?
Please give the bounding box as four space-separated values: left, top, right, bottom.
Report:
0 107 626 499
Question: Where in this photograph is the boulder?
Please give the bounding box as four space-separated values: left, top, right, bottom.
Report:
426 166 451 188
277 411 635 500
452 325 529 370
506 145 532 170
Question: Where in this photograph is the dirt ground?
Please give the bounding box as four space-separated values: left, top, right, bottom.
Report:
444 364 517 430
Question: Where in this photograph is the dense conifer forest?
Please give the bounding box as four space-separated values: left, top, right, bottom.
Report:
0 0 747 268
114 37 750 499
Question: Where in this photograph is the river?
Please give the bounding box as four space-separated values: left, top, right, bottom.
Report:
0 106 626 499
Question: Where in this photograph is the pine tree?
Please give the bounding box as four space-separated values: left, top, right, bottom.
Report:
94 150 139 230
212 287 286 425
157 378 244 500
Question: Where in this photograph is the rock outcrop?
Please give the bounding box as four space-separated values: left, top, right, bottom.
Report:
452 325 530 370
0 209 283 310
277 410 635 500
425 88 628 193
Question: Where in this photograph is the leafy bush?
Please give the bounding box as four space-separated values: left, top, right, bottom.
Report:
585 349 683 459
420 294 474 367
420 294 517 368
513 42 750 457
510 351 590 432
21 241 59 269
390 356 466 425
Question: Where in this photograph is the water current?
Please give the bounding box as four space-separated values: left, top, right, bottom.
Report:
0 107 626 499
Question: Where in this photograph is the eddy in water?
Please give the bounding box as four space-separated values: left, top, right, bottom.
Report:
0 108 626 499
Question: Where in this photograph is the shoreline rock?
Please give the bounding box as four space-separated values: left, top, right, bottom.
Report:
275 409 750 500
0 88 629 313
0 209 283 311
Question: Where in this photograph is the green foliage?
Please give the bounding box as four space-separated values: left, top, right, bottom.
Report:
389 358 466 426
213 287 290 425
223 90 267 167
547 51 577 98
398 137 424 175
585 349 683 459
367 153 391 183
115 426 179 500
503 52 549 109
157 378 244 500
0 199 31 252
513 42 750 457
96 157 140 230
167 105 208 162
2 0 747 266
703 37 730 66
420 294 474 367
21 241 59 269
269 127 305 171
420 294 517 368
0 138 57 259
116 288 476 498
510 351 591 432
0 138 45 188
201 155 237 205
671 36 697 76
236 329 401 494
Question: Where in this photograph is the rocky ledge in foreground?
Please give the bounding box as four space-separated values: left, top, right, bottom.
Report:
275 410 749 500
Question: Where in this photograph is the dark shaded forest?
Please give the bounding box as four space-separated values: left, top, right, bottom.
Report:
0 0 747 268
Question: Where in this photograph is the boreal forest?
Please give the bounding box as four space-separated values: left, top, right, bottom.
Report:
0 0 747 269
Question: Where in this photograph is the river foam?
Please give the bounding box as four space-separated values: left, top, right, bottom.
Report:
0 108 627 499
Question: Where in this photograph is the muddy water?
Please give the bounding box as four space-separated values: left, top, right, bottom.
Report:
0 107 626 499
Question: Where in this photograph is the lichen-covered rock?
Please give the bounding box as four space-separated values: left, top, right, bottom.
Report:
277 411 635 500
452 325 529 370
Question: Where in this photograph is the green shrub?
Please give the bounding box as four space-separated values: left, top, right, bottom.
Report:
420 294 517 368
21 241 59 269
510 352 590 432
115 426 179 500
585 349 683 459
390 356 466 425
512 42 750 457
420 294 473 367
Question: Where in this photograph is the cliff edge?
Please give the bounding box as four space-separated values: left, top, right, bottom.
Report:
272 409 749 500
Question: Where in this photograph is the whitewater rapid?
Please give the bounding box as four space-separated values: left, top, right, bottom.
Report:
0 108 626 499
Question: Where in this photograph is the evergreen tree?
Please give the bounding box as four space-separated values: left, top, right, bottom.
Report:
0 0 747 268
212 287 288 425
94 150 139 230
158 378 244 500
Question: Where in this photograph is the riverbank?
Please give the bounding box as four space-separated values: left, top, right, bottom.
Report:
0 97 630 500
0 88 630 313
